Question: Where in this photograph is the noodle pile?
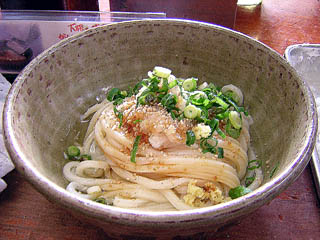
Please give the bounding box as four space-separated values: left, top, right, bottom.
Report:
63 67 263 211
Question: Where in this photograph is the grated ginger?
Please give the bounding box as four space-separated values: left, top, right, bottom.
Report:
183 180 230 207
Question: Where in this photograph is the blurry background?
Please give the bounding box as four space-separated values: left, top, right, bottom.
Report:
0 0 238 29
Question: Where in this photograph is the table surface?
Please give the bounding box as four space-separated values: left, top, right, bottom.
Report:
1 0 320 239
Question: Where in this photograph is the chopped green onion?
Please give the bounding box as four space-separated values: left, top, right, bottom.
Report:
95 198 106 204
168 79 178 89
216 111 230 120
218 147 224 159
229 111 242 129
153 66 171 78
186 130 196 146
229 186 252 199
67 146 80 158
113 98 124 106
226 120 241 139
216 127 226 139
245 175 256 187
159 79 169 92
131 135 141 163
133 119 142 124
221 84 243 106
107 88 121 101
120 90 128 97
113 107 123 128
160 93 177 111
200 138 218 154
80 154 92 161
190 92 208 106
198 82 208 90
95 197 113 205
247 159 261 170
269 162 279 178
106 68 250 166
184 104 200 119
208 118 219 133
182 78 197 91
138 92 156 105
213 96 229 110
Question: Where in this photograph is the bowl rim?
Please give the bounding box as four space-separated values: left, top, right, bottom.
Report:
3 18 318 227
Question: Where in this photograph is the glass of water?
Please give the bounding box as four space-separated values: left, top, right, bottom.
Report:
237 0 262 6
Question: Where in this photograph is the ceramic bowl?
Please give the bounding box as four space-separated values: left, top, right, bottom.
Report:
3 19 317 239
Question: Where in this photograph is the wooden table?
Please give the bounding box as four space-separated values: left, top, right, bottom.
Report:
1 0 320 239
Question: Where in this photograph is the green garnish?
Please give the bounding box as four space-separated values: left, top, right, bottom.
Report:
106 67 250 161
247 159 262 171
186 130 196 146
229 111 242 130
95 198 106 204
184 104 200 119
182 78 197 91
245 175 256 187
216 127 226 139
200 138 218 155
107 88 121 101
269 162 279 178
67 146 80 158
107 88 128 105
160 93 178 112
226 120 241 139
153 66 171 78
229 186 252 199
213 96 229 110
138 91 156 105
168 79 178 89
133 119 142 124
218 147 224 159
113 106 123 128
131 135 141 163
66 146 92 161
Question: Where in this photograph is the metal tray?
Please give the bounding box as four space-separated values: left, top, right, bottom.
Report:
285 44 320 201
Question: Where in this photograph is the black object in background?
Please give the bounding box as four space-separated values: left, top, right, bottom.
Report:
0 0 65 10
0 0 99 11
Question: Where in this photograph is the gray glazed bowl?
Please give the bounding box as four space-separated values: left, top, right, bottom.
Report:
3 19 317 239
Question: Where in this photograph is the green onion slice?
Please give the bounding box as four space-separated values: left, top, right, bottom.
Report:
245 175 256 187
113 107 123 128
153 66 172 78
186 130 196 146
200 138 218 154
133 119 142 124
247 159 262 170
80 154 92 161
226 120 241 139
107 88 121 101
216 127 226 139
213 96 229 110
218 147 224 159
182 78 197 91
269 161 279 178
229 186 252 199
229 111 242 129
168 79 178 89
184 104 200 119
160 93 177 111
131 135 141 163
67 146 80 158
221 84 243 106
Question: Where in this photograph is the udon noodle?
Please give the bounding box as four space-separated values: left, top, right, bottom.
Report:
63 67 263 211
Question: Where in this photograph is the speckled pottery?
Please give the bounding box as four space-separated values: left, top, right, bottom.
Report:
3 19 317 239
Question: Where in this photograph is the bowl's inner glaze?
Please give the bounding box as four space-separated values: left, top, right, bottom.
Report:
8 20 312 199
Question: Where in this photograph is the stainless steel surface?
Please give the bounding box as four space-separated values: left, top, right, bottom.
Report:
310 147 320 199
285 44 320 201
